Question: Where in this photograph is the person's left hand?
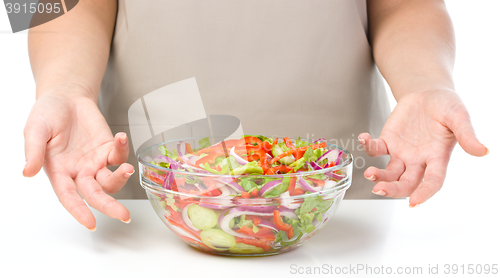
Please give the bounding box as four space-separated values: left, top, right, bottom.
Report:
358 89 488 207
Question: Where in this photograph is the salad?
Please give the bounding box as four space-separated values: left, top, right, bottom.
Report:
141 135 350 255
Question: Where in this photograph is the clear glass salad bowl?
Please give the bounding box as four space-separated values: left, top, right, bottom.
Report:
138 135 352 256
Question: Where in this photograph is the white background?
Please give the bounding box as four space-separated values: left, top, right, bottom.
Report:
1 1 499 277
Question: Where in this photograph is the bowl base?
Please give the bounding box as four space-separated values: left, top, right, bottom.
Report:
186 242 300 257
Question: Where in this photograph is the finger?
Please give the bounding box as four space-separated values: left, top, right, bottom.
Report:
409 157 449 207
23 114 51 177
447 104 488 157
76 175 130 222
364 157 405 182
95 163 135 194
358 133 389 157
49 171 96 230
372 164 425 198
108 132 129 166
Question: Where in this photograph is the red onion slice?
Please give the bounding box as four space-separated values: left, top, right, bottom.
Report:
309 161 323 171
258 180 283 196
313 138 326 144
322 180 337 190
179 163 211 174
336 150 343 165
324 171 345 181
188 156 200 164
278 207 298 220
216 178 244 193
230 146 249 165
181 204 200 232
177 141 192 164
154 155 178 165
258 220 279 232
234 204 278 213
279 191 301 209
297 177 321 193
315 149 339 165
218 208 274 239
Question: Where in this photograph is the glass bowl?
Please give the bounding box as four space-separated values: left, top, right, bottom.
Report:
138 135 352 256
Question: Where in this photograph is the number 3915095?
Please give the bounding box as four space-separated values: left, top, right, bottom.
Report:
5 2 62 14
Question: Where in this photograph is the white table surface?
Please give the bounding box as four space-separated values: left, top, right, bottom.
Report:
3 191 499 278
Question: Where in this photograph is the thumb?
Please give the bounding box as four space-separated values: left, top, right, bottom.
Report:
23 114 51 177
447 103 488 157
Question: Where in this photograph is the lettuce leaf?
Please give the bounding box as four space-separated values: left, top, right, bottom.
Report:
199 137 211 149
295 137 310 148
200 163 229 175
159 145 178 160
293 195 333 234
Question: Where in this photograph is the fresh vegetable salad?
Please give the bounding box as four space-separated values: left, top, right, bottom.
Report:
139 135 352 255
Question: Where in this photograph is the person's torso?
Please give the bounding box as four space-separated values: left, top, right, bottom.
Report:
100 0 391 199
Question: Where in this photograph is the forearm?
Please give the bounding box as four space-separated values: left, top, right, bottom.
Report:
367 0 455 100
28 0 116 102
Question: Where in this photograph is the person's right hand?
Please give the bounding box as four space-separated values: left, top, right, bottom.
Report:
23 88 134 230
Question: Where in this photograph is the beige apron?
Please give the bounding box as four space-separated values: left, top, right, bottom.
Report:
99 0 391 199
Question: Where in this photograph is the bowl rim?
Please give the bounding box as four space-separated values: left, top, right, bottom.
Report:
137 135 353 198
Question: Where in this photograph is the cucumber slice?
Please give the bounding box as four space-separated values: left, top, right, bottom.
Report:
229 243 264 254
200 229 236 251
187 205 217 230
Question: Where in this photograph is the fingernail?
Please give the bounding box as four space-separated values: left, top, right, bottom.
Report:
121 217 131 224
372 190 386 196
485 147 490 156
365 175 376 181
409 203 420 208
88 226 97 232
358 138 366 144
124 170 135 178
120 135 127 145
22 161 28 177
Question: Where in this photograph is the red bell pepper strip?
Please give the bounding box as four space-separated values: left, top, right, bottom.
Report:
165 215 201 239
246 154 260 162
148 174 164 185
287 176 297 195
237 226 275 241
268 142 327 166
283 137 299 159
177 197 195 209
266 165 294 175
307 178 325 187
239 136 263 147
272 138 279 146
196 139 241 155
235 237 273 251
262 141 273 152
296 150 306 160
255 149 268 173
244 215 262 226
274 210 294 239
196 145 260 165
164 206 201 240
283 137 294 149
293 188 304 195
251 188 258 197
185 143 195 155
241 191 250 199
